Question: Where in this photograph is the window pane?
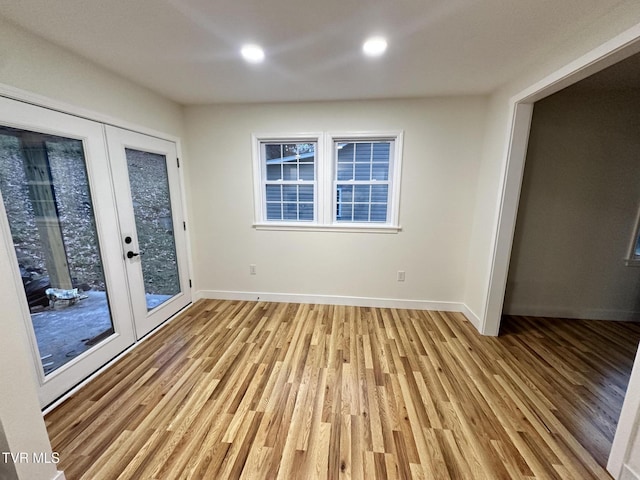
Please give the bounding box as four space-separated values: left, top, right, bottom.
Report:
297 143 315 156
354 204 369 221
283 203 298 220
266 202 282 220
266 184 282 201
299 185 313 202
283 144 299 157
355 143 372 162
370 204 388 222
337 184 353 203
372 142 390 160
283 185 298 201
355 163 371 181
337 143 354 162
371 143 391 180
371 184 388 203
337 203 353 221
299 163 314 180
372 163 389 181
299 153 314 163
265 144 282 161
337 162 353 181
282 162 298 181
267 164 282 181
299 203 313 221
354 185 371 203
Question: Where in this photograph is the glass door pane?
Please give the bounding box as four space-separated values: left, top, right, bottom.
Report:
125 148 180 311
0 127 115 374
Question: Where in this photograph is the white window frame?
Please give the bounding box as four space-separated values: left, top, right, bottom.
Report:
252 133 323 227
251 131 403 233
625 203 640 266
326 131 403 230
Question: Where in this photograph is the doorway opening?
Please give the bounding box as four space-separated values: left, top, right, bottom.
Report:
486 28 640 478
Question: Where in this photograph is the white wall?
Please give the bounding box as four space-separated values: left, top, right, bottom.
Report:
463 1 640 333
0 16 184 136
2 3 640 478
185 98 487 310
0 17 184 480
504 87 640 320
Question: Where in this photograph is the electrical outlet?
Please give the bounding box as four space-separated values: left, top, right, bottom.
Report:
397 270 405 282
250 264 257 275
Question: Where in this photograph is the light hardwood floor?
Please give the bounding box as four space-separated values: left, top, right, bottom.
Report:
45 300 640 479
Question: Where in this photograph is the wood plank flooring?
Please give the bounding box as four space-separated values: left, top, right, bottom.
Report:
45 300 640 479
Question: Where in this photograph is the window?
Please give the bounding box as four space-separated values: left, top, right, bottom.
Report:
626 206 640 266
252 134 320 224
264 141 316 221
334 140 392 223
252 131 403 232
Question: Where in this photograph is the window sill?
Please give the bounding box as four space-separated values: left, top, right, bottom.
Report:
253 222 401 234
625 258 640 267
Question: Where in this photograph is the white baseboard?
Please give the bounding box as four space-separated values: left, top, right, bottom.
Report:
52 471 66 480
621 464 640 480
461 304 482 331
197 289 481 330
503 305 640 322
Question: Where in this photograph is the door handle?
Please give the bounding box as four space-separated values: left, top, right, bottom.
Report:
126 251 140 259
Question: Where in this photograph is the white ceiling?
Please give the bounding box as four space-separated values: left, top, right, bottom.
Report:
0 0 632 104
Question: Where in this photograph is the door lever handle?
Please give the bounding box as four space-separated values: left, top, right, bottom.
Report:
126 251 140 259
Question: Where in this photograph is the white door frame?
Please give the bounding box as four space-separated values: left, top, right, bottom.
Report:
482 22 640 477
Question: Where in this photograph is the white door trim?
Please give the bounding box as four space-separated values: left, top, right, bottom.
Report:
608 344 640 478
0 83 181 145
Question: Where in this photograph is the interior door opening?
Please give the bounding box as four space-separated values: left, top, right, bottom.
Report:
489 43 640 477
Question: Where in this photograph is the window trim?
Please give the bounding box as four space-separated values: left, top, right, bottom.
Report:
251 131 403 233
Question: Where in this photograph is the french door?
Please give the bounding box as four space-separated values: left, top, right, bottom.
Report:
0 97 190 407
106 126 191 339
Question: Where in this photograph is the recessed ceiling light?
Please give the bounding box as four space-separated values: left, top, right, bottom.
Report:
241 44 265 63
363 37 388 57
